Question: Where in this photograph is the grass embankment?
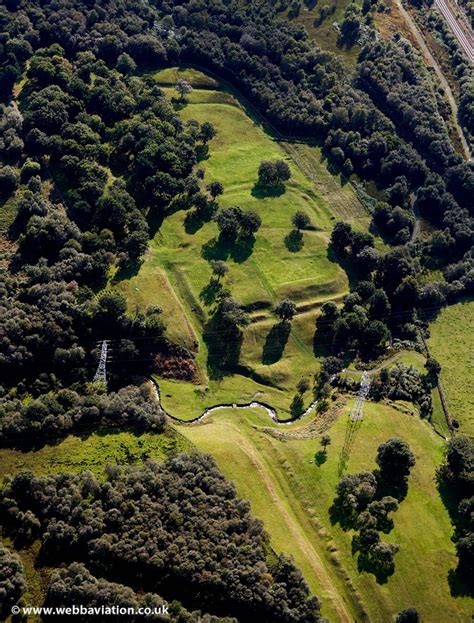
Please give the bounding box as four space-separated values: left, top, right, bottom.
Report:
116 67 370 416
179 400 473 623
428 299 474 435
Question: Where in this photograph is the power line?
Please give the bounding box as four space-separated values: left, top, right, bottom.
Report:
338 372 371 476
93 340 108 387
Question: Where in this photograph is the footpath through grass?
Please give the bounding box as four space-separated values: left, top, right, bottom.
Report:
179 400 473 623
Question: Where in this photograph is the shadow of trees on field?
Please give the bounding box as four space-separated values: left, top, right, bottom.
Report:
199 279 223 306
375 470 409 504
314 450 327 466
448 568 474 597
112 258 143 284
290 393 304 418
262 321 291 364
251 181 286 198
201 235 255 263
184 201 217 235
203 318 243 380
354 543 395 585
184 210 205 235
437 472 474 598
284 229 303 252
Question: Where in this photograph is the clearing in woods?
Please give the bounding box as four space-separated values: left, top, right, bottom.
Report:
285 0 364 69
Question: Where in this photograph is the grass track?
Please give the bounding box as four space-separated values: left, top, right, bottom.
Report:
179 400 473 622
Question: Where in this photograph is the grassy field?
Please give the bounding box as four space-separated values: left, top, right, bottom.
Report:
116 67 370 413
179 399 473 622
0 428 192 480
428 299 474 435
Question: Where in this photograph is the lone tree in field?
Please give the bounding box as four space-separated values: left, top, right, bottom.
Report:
297 377 310 394
211 260 228 282
199 121 217 142
292 211 311 231
275 299 296 323
206 181 224 199
376 438 415 482
175 78 193 101
320 434 331 451
258 159 291 187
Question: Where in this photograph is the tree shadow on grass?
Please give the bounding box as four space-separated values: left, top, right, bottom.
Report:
199 279 223 306
326 244 360 291
201 237 229 262
314 450 327 466
184 202 217 235
170 97 188 110
356 548 395 585
201 235 255 264
231 236 255 263
262 321 291 364
184 210 205 235
251 181 286 198
290 393 304 418
196 143 210 162
112 258 144 284
375 472 409 503
204 318 243 380
448 567 474 597
285 229 303 252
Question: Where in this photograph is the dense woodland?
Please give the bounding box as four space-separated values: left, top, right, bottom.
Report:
0 454 324 622
0 0 473 616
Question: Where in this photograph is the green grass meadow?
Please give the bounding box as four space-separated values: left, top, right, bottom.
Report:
0 428 192 480
428 299 474 435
